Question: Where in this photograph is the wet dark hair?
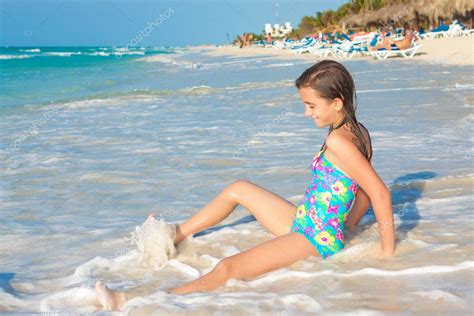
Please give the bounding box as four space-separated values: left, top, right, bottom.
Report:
295 60 372 161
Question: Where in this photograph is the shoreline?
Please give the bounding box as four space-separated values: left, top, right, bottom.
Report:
192 36 474 66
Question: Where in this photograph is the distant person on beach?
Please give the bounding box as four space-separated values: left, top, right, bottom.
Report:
247 33 253 46
236 38 243 48
94 60 395 311
241 32 247 47
349 30 369 41
235 35 243 48
369 29 417 51
266 32 273 44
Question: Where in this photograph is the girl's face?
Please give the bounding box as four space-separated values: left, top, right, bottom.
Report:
298 87 342 128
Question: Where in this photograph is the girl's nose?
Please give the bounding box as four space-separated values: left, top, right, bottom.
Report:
304 108 312 117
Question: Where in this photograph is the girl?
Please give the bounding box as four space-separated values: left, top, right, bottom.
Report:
95 60 395 311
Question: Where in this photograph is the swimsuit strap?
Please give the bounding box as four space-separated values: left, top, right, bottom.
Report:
319 116 350 154
319 119 373 164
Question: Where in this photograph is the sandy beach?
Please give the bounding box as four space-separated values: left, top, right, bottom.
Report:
416 35 474 65
195 35 474 66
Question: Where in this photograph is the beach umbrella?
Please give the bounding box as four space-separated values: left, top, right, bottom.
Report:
415 0 449 27
353 11 374 26
340 13 357 26
341 3 414 28
343 1 415 26
415 0 441 26
340 0 473 30
378 4 415 25
441 0 474 17
416 0 473 24
340 8 370 27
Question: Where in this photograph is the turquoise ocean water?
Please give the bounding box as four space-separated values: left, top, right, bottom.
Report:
1 46 473 314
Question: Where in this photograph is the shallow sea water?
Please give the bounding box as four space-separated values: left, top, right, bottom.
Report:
0 47 473 314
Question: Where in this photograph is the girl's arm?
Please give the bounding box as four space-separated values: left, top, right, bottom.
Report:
346 188 371 229
326 134 395 256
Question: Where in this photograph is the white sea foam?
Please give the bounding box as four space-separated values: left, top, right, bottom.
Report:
358 86 439 94
42 52 82 57
119 291 322 314
451 83 474 90
19 48 41 52
266 62 295 68
127 217 177 270
40 286 98 313
139 54 195 68
346 261 474 277
244 261 474 286
411 290 467 306
0 54 34 59
166 259 200 278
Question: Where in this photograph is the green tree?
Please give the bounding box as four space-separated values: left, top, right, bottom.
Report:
298 15 319 35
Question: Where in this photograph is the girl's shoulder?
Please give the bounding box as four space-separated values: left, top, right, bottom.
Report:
326 122 372 161
325 128 357 151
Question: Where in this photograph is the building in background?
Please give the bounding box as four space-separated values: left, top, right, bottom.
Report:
264 22 292 37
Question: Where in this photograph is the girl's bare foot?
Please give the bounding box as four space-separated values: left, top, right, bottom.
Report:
95 281 127 311
147 213 185 245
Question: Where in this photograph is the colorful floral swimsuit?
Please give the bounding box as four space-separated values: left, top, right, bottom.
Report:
290 144 359 259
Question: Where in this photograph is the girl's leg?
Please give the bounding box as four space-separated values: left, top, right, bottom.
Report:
381 37 392 50
169 232 318 294
96 232 318 310
173 179 297 244
96 180 299 310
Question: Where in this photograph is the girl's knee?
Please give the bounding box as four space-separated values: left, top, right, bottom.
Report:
213 258 233 279
227 179 252 200
230 179 251 189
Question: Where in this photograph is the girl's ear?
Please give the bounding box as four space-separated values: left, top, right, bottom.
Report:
333 98 344 111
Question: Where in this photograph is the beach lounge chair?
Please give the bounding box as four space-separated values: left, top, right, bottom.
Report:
419 31 441 40
368 34 380 48
310 46 334 58
271 40 286 50
341 33 351 42
420 23 448 40
420 22 464 39
332 41 368 59
451 21 474 36
434 21 465 38
283 38 296 47
368 42 421 60
290 38 320 55
462 28 474 36
445 24 464 37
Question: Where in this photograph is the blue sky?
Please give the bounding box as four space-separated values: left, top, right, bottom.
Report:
1 0 347 47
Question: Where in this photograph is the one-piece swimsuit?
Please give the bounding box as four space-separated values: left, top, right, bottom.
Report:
290 144 359 258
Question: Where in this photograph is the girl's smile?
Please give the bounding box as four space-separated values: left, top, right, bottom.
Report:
298 86 343 129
